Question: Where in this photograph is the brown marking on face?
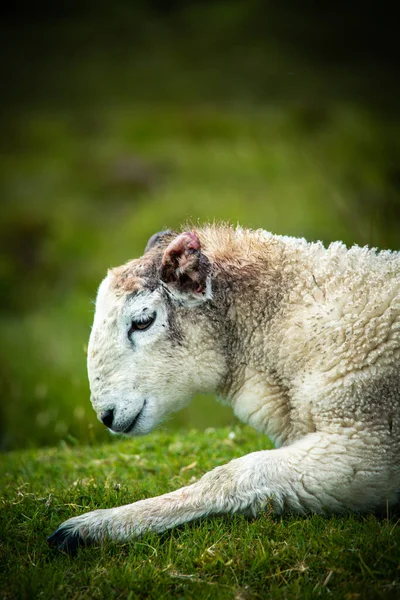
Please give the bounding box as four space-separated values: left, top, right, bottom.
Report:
110 264 147 296
110 232 178 296
110 253 161 296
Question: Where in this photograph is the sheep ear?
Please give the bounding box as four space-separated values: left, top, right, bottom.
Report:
160 231 211 299
144 229 177 253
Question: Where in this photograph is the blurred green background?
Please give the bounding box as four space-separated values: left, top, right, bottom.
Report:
1 0 399 450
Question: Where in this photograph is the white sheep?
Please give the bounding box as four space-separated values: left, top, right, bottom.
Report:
48 225 400 553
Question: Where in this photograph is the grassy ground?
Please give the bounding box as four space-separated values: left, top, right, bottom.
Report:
1 426 399 599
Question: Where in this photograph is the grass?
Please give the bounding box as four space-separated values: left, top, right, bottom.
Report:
1 425 399 599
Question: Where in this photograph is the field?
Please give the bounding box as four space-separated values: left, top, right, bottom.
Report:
1 3 400 598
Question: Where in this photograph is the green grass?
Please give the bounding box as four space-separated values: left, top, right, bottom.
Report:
1 426 399 599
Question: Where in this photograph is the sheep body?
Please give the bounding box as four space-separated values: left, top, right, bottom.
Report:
48 225 400 553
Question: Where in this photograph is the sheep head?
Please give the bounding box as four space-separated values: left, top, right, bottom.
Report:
87 230 227 435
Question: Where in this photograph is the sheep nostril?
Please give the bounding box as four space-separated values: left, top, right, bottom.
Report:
101 409 114 428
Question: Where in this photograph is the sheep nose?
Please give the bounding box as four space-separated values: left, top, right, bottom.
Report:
100 409 114 428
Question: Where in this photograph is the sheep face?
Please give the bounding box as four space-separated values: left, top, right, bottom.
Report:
87 232 227 436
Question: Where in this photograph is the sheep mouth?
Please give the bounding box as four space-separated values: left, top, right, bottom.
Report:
123 400 147 434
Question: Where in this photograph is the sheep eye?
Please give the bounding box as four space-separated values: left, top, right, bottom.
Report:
128 313 156 338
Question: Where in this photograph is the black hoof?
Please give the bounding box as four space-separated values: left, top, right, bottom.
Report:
47 526 86 555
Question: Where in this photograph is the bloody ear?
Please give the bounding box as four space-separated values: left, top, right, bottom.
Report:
161 231 211 295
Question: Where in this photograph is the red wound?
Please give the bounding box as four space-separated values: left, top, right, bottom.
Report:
160 231 210 295
162 232 200 266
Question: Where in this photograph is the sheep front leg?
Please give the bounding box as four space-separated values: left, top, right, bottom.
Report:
48 432 387 554
47 454 283 554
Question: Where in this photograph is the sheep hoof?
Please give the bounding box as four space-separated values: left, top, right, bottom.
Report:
47 526 86 555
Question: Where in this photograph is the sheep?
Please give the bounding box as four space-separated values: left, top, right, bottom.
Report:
48 224 400 554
